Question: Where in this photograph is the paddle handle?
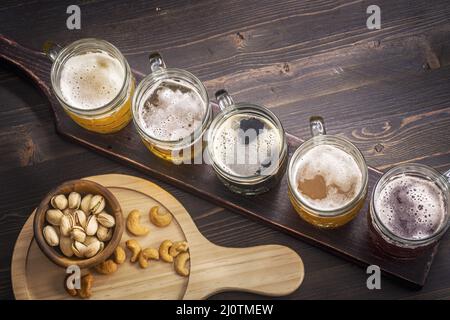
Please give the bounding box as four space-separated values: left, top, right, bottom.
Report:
0 34 52 93
184 243 304 299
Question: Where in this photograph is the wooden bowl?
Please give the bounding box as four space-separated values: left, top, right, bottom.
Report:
33 179 124 269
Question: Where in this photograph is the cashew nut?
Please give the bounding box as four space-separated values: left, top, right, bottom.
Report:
126 239 141 263
149 206 173 228
159 240 174 263
138 247 159 269
64 274 78 297
113 245 126 264
174 252 190 277
94 259 118 275
169 241 189 257
64 273 94 298
78 273 94 299
126 209 150 236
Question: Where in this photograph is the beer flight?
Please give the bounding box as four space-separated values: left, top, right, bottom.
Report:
45 38 450 259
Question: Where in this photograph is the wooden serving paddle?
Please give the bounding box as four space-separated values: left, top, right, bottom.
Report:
0 34 439 288
11 174 304 300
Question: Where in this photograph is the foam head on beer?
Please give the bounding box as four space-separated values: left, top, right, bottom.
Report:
294 145 363 211
211 114 282 177
374 176 446 240
59 51 125 110
138 80 206 141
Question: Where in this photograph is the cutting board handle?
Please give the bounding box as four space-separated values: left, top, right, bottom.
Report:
184 243 304 299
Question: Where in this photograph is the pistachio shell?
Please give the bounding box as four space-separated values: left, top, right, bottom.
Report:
80 194 93 214
63 208 74 215
84 239 101 258
54 225 61 237
85 215 98 236
74 209 87 228
72 241 87 258
60 214 74 237
84 235 98 246
70 226 86 243
97 212 115 228
43 225 59 246
68 192 81 209
96 225 112 241
46 209 64 226
50 194 68 210
60 236 73 257
89 195 105 215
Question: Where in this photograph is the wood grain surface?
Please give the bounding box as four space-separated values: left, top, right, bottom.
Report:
0 0 449 299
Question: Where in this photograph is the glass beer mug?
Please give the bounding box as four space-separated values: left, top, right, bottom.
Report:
45 38 134 134
207 90 288 195
287 117 368 228
369 163 450 258
132 53 212 163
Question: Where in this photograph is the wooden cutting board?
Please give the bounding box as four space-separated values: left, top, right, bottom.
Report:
0 34 440 288
11 174 304 300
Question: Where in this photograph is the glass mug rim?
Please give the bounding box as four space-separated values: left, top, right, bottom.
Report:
207 92 288 183
48 38 132 117
288 132 369 217
370 163 450 246
132 65 211 148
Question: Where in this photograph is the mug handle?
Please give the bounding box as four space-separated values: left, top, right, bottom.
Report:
215 89 234 112
444 169 450 184
148 52 166 72
43 41 62 62
310 116 326 137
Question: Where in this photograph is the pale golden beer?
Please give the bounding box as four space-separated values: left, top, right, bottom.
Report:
288 117 368 228
48 39 134 134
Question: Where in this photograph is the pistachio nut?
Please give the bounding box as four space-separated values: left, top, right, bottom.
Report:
89 195 105 215
68 192 81 209
84 235 97 246
80 194 93 214
54 225 61 237
84 239 101 258
85 215 98 236
60 236 73 257
71 226 86 243
74 209 87 228
72 241 87 258
96 225 112 241
97 212 115 228
43 225 59 247
60 214 74 237
50 194 68 210
63 208 76 219
46 209 64 226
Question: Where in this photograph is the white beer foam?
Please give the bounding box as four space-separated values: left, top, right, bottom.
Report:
59 51 125 109
138 80 205 141
375 176 446 240
212 114 282 177
294 144 363 210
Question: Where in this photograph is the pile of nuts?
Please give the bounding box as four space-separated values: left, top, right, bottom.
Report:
63 205 189 299
124 207 190 277
92 206 190 277
43 192 116 259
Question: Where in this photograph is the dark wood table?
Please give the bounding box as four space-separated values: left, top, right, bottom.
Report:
1 0 449 300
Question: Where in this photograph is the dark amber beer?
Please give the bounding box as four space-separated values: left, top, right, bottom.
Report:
369 164 449 257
